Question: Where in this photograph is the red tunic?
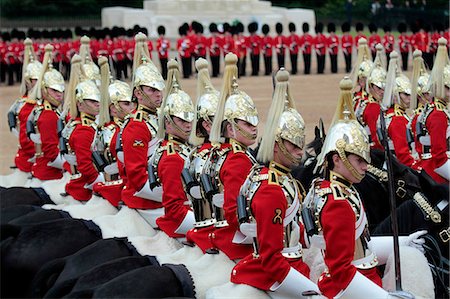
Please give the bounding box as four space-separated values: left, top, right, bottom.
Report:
193 34 208 58
314 33 327 55
327 34 339 55
235 34 249 59
398 34 411 53
222 34 236 56
354 33 367 46
14 98 36 172
340 34 353 56
300 33 314 55
210 142 254 260
156 139 193 238
65 116 98 201
383 34 395 54
156 37 170 59
317 179 382 298
31 102 63 180
368 34 381 54
121 108 162 209
274 35 288 56
362 99 383 150
207 34 223 58
248 34 262 55
287 33 300 55
177 36 192 58
412 31 429 52
261 35 274 57
231 167 310 290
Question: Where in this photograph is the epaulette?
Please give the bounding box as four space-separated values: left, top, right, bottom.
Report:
315 186 333 198
330 183 346 200
166 141 176 156
267 169 279 185
435 98 448 112
133 111 143 122
81 113 96 127
25 99 37 105
231 140 245 154
43 101 53 111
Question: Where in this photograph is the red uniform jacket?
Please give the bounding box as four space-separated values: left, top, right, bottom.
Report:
231 167 310 290
156 37 170 59
274 35 288 56
383 34 395 54
341 34 353 55
207 34 223 58
65 115 99 201
235 34 249 58
222 34 236 56
248 34 262 56
193 34 208 58
412 31 429 52
14 97 36 172
327 34 339 55
422 99 449 184
354 33 367 46
398 34 411 53
156 138 193 238
362 98 383 150
317 179 382 298
287 33 300 55
121 107 162 209
177 36 192 58
314 33 327 56
210 141 254 260
368 34 382 54
31 102 63 180
261 35 274 57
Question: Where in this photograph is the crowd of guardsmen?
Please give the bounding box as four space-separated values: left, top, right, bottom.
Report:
2 19 450 298
2 20 450 86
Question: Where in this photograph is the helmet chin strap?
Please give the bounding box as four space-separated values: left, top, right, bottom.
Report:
42 88 61 107
137 86 157 112
336 146 364 181
276 138 301 166
167 115 189 139
231 119 257 141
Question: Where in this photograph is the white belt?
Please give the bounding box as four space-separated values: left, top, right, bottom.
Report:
70 173 82 180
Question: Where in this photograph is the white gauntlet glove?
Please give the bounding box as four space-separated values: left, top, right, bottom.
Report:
30 133 41 144
400 230 427 253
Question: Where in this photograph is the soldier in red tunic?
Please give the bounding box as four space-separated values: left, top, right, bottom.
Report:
327 23 339 74
378 51 420 169
398 23 411 71
307 77 426 299
420 38 450 184
8 38 42 176
261 24 274 76
274 22 288 70
222 23 236 58
351 38 372 113
247 22 261 76
207 23 222 78
150 60 195 238
206 53 259 260
192 22 207 62
357 44 386 150
177 24 193 79
287 22 300 75
341 22 353 73
120 33 166 225
92 57 136 207
184 58 220 251
231 69 320 298
235 22 248 77
368 23 381 60
28 44 66 183
300 22 313 75
63 71 103 201
156 25 170 80
382 25 395 65
314 22 327 74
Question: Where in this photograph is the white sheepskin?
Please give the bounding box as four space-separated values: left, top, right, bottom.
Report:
382 246 435 299
205 282 270 299
93 206 157 238
156 244 204 265
62 195 118 220
128 232 183 256
0 169 30 187
303 247 326 284
40 174 71 204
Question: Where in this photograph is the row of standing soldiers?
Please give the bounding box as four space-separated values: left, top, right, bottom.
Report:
2 20 449 85
5 30 449 298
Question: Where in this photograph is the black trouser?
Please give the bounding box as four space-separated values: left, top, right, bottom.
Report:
7 63 14 85
303 53 311 74
423 52 434 70
290 53 298 75
0 62 6 83
401 52 408 71
277 54 285 69
181 56 192 78
329 54 338 73
344 53 352 73
14 63 21 83
238 56 246 77
264 55 272 75
250 54 260 76
210 55 220 77
316 54 325 74
159 58 168 80
371 51 376 61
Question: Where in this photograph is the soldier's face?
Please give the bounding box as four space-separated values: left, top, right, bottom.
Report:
399 92 411 108
136 86 162 109
333 153 368 184
78 99 100 116
274 139 304 169
228 119 257 147
118 101 136 114
26 79 38 91
370 84 384 101
165 116 192 140
445 86 450 102
46 87 64 104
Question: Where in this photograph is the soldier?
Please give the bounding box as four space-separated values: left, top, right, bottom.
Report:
306 77 426 299
222 22 236 58
300 22 313 75
63 61 103 201
8 38 42 176
354 22 367 46
368 23 381 60
274 22 287 70
398 23 411 71
207 53 259 260
156 25 170 80
235 22 248 77
192 22 207 61
27 45 66 182
248 22 261 76
261 24 274 76
231 69 320 298
382 25 395 65
92 57 136 207
207 23 222 78
358 44 386 150
184 58 220 251
341 22 353 73
314 22 327 74
177 25 193 79
408 50 431 165
378 51 420 169
420 38 450 184
287 22 300 75
351 38 373 113
327 23 339 74
148 59 195 238
120 33 165 224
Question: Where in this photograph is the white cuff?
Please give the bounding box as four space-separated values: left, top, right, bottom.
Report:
269 267 320 298
335 271 387 299
369 236 394 265
63 153 77 166
30 133 41 144
85 173 105 189
104 162 119 175
47 154 65 169
134 180 163 202
212 193 224 208
11 127 19 137
174 210 195 235
117 151 124 163
434 159 450 181
189 185 202 199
